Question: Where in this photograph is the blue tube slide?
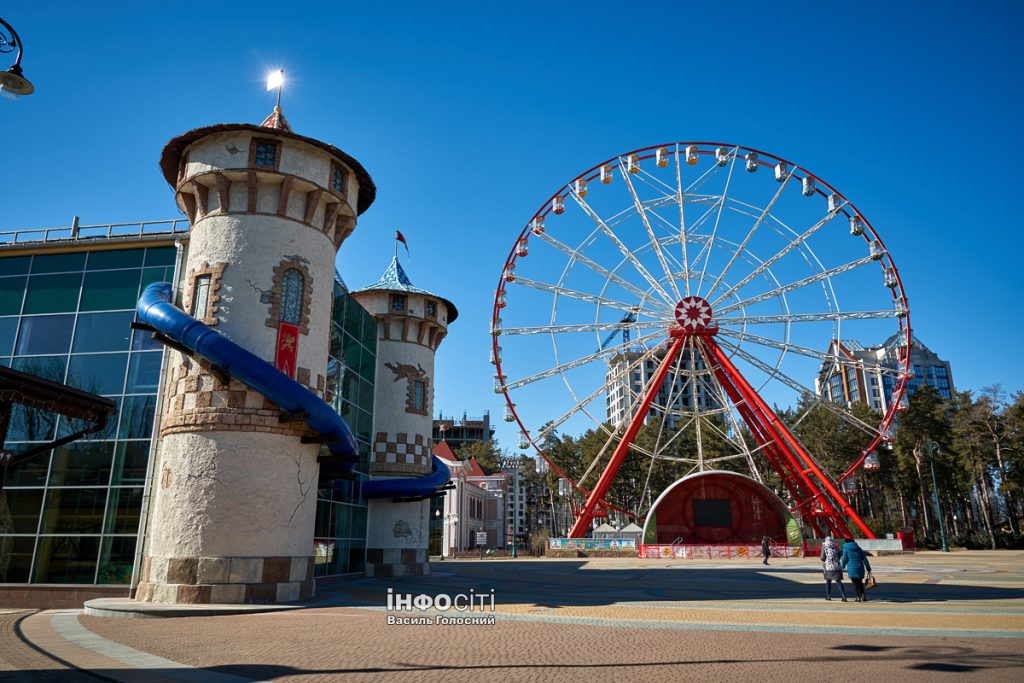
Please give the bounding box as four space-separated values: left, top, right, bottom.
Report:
137 282 449 499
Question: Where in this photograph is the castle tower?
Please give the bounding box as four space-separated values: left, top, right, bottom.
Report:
136 110 375 604
351 258 457 577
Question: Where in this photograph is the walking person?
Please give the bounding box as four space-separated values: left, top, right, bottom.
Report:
840 537 873 602
819 535 847 602
761 535 771 565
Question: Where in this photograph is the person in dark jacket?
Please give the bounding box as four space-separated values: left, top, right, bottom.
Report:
819 535 847 601
761 536 771 565
840 537 872 602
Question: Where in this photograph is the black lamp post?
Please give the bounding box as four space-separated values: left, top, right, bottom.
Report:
0 18 34 98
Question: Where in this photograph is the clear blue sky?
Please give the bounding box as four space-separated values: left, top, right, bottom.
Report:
2 1 1022 452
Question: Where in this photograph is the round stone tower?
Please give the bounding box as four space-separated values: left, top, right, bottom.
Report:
136 109 375 604
351 258 457 577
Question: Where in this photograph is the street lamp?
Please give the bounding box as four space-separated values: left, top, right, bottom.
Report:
434 508 442 561
925 439 950 553
445 512 459 559
0 18 34 99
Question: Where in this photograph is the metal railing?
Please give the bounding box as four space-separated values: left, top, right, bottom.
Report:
0 217 189 246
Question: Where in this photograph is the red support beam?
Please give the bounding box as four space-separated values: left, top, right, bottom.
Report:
568 334 687 538
702 336 873 539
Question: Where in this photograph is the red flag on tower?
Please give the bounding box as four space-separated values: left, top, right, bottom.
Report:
395 230 410 256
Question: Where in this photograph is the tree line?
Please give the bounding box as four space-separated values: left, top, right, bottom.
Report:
454 384 1024 548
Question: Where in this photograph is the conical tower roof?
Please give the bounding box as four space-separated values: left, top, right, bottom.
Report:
354 256 458 322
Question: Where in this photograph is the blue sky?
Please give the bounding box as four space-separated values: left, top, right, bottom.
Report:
2 2 1022 452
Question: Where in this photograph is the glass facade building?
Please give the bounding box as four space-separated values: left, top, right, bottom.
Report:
0 233 374 586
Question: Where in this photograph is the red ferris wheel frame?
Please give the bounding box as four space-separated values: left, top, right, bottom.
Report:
492 142 910 538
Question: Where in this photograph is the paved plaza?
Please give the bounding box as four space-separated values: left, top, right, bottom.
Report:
2 551 1023 682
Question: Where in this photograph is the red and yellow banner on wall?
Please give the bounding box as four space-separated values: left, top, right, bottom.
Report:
275 322 300 378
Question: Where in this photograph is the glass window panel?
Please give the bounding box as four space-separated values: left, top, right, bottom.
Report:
72 311 133 353
79 270 140 311
191 275 212 318
104 487 143 535
0 256 31 276
24 273 82 314
125 352 162 393
139 266 173 294
3 444 50 486
16 315 74 356
0 316 19 355
33 535 100 583
344 297 364 337
97 536 135 584
86 249 145 271
333 504 351 539
12 355 67 383
111 441 150 486
65 397 119 441
48 441 115 487
66 353 128 395
281 269 304 324
118 395 157 439
131 323 162 351
7 400 59 441
351 506 368 539
0 276 26 315
0 536 35 582
313 538 335 577
1 488 44 533
144 247 177 267
39 488 107 535
315 499 333 538
254 141 277 167
31 252 86 274
342 334 360 373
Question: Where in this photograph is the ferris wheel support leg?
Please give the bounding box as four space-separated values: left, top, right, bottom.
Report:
708 359 828 538
703 337 874 539
567 335 686 538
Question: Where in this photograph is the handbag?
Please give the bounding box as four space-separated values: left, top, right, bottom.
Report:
864 573 877 590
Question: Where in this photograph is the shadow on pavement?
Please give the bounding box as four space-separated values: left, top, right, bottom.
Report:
315 561 1024 609
12 644 1024 681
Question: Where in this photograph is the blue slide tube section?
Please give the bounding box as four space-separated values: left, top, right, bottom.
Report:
137 282 449 499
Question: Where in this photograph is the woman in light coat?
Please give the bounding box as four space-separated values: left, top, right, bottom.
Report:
819 535 847 601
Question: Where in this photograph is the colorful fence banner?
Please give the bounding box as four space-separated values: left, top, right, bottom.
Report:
639 544 804 559
549 538 637 550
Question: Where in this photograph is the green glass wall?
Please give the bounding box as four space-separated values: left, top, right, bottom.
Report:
0 246 175 584
313 278 375 577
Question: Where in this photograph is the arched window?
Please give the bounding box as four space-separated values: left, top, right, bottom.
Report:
281 268 304 324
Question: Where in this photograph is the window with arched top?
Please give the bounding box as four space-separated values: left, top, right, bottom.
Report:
281 268 304 325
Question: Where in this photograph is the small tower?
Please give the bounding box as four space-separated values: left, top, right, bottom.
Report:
352 257 457 576
137 111 375 604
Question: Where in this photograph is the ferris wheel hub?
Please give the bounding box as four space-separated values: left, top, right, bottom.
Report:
674 296 714 333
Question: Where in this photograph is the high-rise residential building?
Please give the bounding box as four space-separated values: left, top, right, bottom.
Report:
432 411 493 451
605 349 718 427
816 334 954 413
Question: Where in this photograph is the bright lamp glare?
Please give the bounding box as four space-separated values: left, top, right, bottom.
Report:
266 69 284 91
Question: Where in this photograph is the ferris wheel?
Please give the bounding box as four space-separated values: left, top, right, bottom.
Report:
491 143 911 539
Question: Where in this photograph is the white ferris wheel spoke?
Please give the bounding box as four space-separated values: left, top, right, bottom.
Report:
510 275 668 317
504 329 664 391
569 188 675 304
674 145 691 297
709 202 847 308
533 230 667 311
716 327 843 365
499 321 664 336
696 148 739 298
713 310 900 326
702 171 802 302
715 337 882 437
714 255 876 318
534 343 665 442
619 161 682 302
